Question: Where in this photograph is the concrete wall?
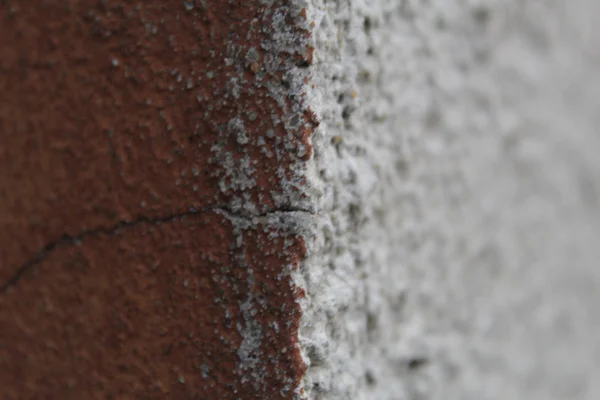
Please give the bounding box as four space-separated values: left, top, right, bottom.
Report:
1 1 599 399
301 0 600 398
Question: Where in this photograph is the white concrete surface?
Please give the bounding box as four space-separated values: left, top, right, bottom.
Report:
297 1 600 398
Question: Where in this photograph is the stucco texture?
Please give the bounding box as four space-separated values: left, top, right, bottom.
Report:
301 0 600 399
1 0 600 399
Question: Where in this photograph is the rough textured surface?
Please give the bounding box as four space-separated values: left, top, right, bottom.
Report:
1 212 306 398
300 0 600 399
3 0 600 399
1 1 314 398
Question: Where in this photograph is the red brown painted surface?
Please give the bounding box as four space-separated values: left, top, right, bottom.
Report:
0 213 307 399
0 0 315 398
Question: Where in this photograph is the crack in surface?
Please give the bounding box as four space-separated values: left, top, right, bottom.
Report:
0 205 313 294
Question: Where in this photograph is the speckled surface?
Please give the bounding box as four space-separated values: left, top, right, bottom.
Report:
3 1 600 399
0 1 315 398
300 0 600 399
1 212 307 398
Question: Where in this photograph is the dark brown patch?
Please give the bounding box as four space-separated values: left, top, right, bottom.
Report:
0 213 307 399
0 0 315 398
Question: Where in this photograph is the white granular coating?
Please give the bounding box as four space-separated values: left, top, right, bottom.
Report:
294 0 600 399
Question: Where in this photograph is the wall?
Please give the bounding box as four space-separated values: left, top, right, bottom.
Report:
1 1 599 399
302 0 600 399
0 1 313 398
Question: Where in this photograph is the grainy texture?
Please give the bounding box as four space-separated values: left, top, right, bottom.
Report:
0 0 315 398
1 212 306 399
3 0 600 399
300 0 600 399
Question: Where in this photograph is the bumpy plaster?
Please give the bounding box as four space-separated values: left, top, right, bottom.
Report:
2 0 600 398
296 0 600 399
